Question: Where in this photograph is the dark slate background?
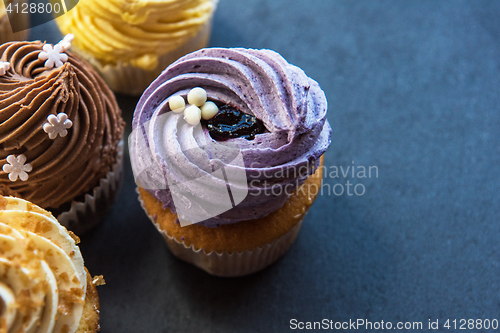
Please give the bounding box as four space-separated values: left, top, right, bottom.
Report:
29 0 500 332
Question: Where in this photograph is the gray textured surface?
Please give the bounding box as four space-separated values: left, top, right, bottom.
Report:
29 0 500 332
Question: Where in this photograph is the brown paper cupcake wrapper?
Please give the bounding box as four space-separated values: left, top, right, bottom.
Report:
70 16 214 96
57 140 124 235
0 0 30 43
137 188 304 277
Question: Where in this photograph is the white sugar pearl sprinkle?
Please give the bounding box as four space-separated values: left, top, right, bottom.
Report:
184 105 202 126
187 87 207 107
169 95 185 113
201 101 219 120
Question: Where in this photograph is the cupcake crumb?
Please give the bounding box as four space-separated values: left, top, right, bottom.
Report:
92 275 106 287
68 231 80 244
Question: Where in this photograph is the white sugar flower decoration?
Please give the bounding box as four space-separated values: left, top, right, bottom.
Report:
0 61 10 75
2 154 32 182
57 34 74 51
38 43 68 69
43 113 73 139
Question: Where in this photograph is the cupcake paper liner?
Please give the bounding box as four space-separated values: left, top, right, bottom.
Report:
0 0 30 43
58 140 124 235
137 188 304 277
71 18 214 96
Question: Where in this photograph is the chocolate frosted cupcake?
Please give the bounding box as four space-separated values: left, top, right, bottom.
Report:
0 196 102 332
131 48 331 276
0 37 125 234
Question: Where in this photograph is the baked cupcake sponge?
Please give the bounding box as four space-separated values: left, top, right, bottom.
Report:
78 269 100 333
139 156 324 254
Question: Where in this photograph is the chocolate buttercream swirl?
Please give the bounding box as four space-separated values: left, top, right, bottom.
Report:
0 41 124 209
131 48 331 227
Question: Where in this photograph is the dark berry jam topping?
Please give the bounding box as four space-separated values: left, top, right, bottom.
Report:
207 106 265 140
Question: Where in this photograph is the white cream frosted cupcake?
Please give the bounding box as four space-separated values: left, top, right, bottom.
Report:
55 0 218 95
0 196 102 332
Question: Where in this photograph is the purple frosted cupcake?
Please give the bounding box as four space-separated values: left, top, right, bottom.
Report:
131 48 331 276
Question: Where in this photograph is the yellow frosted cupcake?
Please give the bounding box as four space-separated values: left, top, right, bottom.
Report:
55 0 218 95
0 196 103 332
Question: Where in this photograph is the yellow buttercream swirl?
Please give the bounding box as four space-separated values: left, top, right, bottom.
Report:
56 0 217 70
0 196 86 333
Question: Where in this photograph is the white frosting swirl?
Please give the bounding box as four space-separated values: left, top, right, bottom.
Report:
0 197 86 333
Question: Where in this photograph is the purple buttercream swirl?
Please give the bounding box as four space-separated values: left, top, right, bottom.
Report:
131 48 332 227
